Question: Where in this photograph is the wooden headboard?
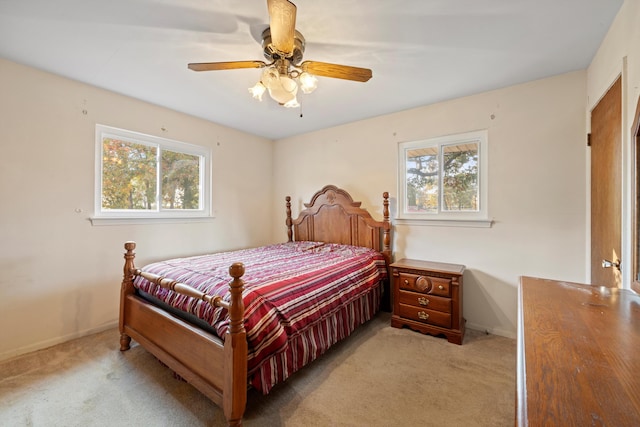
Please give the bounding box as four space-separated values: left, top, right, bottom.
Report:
285 185 391 265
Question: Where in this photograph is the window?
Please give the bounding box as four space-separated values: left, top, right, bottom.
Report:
93 125 211 223
397 130 489 226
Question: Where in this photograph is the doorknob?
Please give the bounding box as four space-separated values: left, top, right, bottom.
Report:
602 259 621 270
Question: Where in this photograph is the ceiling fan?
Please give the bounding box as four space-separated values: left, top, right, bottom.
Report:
187 0 372 108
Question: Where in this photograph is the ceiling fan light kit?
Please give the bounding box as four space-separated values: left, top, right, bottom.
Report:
187 0 372 109
248 59 318 108
255 65 300 107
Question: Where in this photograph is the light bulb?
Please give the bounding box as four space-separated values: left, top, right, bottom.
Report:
248 82 266 101
299 72 318 94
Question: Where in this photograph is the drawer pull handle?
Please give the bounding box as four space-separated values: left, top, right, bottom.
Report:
418 297 429 306
404 279 410 285
418 311 429 320
438 285 444 290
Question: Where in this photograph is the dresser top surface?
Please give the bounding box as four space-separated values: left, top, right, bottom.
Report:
390 258 465 275
517 276 640 425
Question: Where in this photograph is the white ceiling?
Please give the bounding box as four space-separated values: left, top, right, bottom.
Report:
0 0 624 140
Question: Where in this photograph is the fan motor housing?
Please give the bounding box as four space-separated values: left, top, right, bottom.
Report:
261 27 305 65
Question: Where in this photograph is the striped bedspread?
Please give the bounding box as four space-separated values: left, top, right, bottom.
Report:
133 241 387 393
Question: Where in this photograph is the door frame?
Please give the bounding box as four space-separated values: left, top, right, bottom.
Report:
587 61 632 289
631 95 640 293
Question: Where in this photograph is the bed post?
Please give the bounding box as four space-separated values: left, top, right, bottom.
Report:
120 241 136 351
381 193 393 312
285 196 293 242
223 262 248 427
382 192 392 264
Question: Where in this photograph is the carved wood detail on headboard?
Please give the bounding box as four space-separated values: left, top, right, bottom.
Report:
285 185 391 264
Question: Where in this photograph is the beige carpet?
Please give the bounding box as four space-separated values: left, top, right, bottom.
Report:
0 313 516 426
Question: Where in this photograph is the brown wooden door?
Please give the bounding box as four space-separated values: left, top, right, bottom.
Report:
590 77 622 287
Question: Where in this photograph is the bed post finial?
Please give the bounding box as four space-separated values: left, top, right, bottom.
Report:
120 241 137 351
285 196 293 242
123 241 136 278
227 262 246 334
382 192 391 263
383 192 389 218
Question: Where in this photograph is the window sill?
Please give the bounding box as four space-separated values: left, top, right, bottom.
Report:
395 218 493 228
89 216 215 226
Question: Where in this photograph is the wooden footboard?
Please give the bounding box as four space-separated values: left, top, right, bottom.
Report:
119 242 248 426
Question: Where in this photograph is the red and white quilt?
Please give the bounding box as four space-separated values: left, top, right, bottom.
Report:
133 241 387 393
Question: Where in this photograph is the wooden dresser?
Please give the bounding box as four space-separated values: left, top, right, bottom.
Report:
517 276 640 426
390 259 465 345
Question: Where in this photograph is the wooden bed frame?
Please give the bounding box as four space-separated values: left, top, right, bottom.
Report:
119 185 391 426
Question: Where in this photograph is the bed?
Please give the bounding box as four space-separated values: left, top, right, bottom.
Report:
118 185 392 426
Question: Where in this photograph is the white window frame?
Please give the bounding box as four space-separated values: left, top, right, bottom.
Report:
397 130 491 227
92 124 212 225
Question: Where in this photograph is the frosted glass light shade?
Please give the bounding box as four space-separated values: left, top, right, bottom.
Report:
248 82 266 101
268 75 298 105
299 72 318 94
283 97 300 108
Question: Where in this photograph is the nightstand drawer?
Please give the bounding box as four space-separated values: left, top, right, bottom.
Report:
398 272 451 297
398 303 452 328
397 289 451 313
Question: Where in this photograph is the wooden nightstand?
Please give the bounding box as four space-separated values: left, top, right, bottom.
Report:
390 259 465 344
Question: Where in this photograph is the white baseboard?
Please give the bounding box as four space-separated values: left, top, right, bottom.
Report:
0 321 118 363
466 322 516 339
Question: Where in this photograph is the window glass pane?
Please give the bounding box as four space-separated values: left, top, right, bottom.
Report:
161 150 201 210
102 138 157 210
406 146 439 213
442 142 479 212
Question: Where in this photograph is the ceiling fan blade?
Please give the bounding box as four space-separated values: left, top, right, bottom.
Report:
188 61 267 71
300 61 373 82
267 0 296 55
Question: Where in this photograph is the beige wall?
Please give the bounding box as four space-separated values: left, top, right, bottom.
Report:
587 0 640 286
0 59 274 360
273 71 588 338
